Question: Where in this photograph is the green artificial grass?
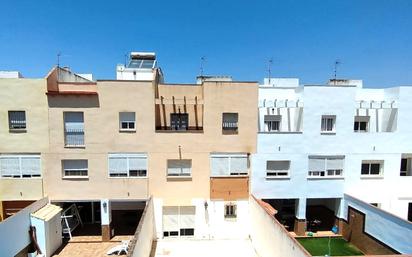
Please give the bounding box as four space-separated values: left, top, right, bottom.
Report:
297 237 364 256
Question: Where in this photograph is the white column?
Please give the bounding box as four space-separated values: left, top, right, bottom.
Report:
296 198 307 219
101 199 111 225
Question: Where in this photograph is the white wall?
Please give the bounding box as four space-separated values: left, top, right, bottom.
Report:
0 198 48 256
343 194 412 254
249 196 310 257
153 198 250 240
130 197 155 257
253 83 412 220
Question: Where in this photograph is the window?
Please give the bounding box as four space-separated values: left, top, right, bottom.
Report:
222 113 238 133
308 156 344 177
210 154 248 176
64 112 84 147
321 115 336 132
8 111 26 130
163 206 195 237
264 115 281 132
354 116 369 132
361 161 383 176
224 203 237 219
63 160 88 178
266 161 290 177
170 113 188 131
400 157 412 176
119 112 136 131
108 153 147 177
0 155 41 178
167 160 192 177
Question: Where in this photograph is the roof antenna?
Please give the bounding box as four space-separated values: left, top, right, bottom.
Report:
334 59 341 85
57 51 61 68
200 56 206 77
268 58 273 85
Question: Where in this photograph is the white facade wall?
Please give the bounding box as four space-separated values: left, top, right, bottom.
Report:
252 80 412 220
153 198 250 240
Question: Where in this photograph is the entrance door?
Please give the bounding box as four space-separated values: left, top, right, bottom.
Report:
163 206 195 237
408 203 412 222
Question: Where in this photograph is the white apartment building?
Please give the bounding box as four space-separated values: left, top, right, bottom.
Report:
252 77 412 235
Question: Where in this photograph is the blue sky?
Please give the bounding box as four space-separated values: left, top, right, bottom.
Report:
0 0 411 87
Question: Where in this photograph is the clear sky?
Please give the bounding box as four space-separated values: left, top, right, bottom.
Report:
0 0 411 87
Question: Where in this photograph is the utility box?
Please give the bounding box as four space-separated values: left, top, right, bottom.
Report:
30 204 62 257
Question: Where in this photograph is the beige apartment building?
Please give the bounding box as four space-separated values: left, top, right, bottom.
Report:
1 53 258 241
0 74 49 221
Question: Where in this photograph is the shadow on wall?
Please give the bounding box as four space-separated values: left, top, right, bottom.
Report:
47 95 100 108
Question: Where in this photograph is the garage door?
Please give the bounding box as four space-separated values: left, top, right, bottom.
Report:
163 206 195 237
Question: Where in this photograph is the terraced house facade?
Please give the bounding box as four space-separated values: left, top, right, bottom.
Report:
0 52 258 241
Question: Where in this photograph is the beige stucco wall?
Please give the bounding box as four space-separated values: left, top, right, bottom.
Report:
44 81 154 201
43 80 258 204
0 78 48 201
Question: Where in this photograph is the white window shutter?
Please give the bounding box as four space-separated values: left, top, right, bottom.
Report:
21 157 41 176
230 157 248 173
211 157 230 176
308 158 325 171
163 206 179 231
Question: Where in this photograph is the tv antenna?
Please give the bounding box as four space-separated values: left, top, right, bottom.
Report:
268 58 273 84
200 56 206 77
57 52 62 67
334 59 341 84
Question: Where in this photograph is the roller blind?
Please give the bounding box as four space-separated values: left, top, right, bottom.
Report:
21 157 41 176
119 112 135 122
326 158 344 170
230 157 248 173
64 112 84 132
108 157 128 175
163 206 179 231
63 160 87 170
267 161 290 171
0 157 20 177
179 206 196 228
211 157 230 176
129 157 147 170
308 158 325 171
264 115 281 122
167 160 191 176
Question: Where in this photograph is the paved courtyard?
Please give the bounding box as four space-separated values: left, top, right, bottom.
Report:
153 239 259 257
52 235 132 257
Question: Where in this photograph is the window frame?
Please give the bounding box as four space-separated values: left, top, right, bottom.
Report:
308 156 344 179
170 113 189 131
0 154 41 179
224 202 237 220
210 153 249 177
108 153 148 178
222 113 239 134
354 116 369 132
321 115 336 133
266 160 290 178
361 160 384 177
119 112 136 132
8 110 27 131
64 112 85 147
167 159 192 178
264 115 281 132
62 159 88 179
